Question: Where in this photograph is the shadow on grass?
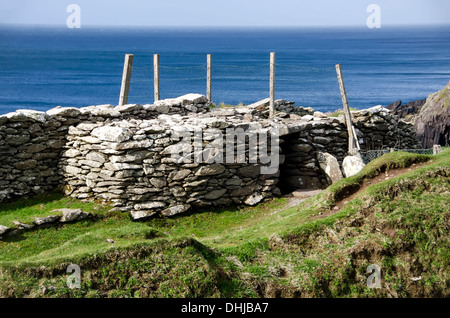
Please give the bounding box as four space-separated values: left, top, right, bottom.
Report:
0 189 65 213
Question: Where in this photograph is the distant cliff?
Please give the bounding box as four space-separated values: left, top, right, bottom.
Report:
386 81 450 148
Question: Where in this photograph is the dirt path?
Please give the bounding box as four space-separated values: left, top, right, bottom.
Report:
269 189 323 216
283 161 430 221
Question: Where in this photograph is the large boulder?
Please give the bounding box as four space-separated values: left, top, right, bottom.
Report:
342 155 365 178
317 152 343 184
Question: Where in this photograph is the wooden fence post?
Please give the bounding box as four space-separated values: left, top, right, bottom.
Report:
154 54 160 102
269 52 276 118
118 53 133 106
207 54 212 102
336 64 358 155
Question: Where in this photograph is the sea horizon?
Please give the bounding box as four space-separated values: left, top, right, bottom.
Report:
1 24 450 114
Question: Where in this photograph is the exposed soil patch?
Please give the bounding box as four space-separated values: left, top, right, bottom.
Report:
308 161 430 221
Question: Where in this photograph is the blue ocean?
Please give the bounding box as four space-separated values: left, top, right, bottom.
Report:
1 25 449 114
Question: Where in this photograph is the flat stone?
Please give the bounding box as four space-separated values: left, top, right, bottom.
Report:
14 159 37 170
225 178 242 186
205 189 227 200
4 111 34 122
134 201 166 210
230 185 255 197
104 162 141 171
244 193 264 206
33 215 60 226
177 93 208 105
62 149 81 158
15 109 49 123
113 139 154 150
63 165 82 175
115 104 143 113
237 165 260 178
76 123 102 131
150 177 167 188
47 139 66 149
195 163 226 176
168 169 191 181
247 98 270 109
110 151 149 163
313 136 332 144
52 208 83 223
12 221 34 230
5 134 30 146
161 142 192 156
79 159 103 168
86 151 107 164
161 204 191 217
170 186 186 197
26 144 47 154
46 106 81 117
76 136 102 144
130 210 157 221
91 126 132 143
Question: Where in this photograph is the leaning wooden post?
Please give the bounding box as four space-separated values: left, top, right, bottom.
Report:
336 64 356 155
206 54 212 102
118 53 134 106
154 54 160 102
269 52 276 118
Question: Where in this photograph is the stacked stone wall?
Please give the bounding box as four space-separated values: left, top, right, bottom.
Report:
0 96 421 218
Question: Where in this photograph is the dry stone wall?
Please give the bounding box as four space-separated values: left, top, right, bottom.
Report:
0 94 421 219
61 115 280 220
276 105 421 192
0 94 211 202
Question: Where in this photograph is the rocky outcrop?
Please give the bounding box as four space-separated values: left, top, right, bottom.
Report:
385 81 450 148
415 81 450 148
386 99 426 120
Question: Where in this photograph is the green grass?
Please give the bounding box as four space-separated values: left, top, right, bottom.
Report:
0 148 449 297
0 191 111 228
327 107 359 117
210 102 240 109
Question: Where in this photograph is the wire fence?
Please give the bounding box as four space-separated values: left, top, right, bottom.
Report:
126 55 342 111
360 148 434 164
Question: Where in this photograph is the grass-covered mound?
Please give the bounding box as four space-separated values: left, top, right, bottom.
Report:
0 149 448 298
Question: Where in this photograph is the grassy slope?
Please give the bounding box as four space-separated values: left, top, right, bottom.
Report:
0 149 448 298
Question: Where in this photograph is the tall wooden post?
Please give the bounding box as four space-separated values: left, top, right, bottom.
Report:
206 54 212 102
154 54 160 102
269 52 276 118
118 53 133 106
336 64 357 155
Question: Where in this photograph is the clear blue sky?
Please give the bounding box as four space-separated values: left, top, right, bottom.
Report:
0 0 449 27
